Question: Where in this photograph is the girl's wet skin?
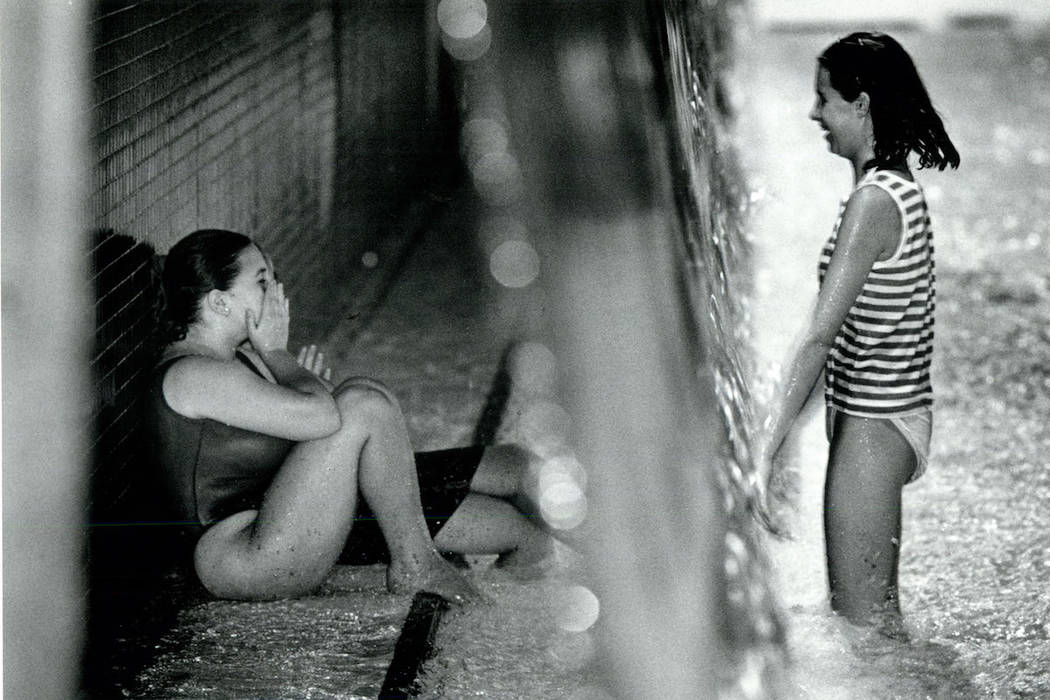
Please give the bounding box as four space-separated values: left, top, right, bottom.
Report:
148 230 557 605
754 32 958 639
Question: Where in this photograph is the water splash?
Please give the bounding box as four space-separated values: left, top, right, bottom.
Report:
658 1 788 697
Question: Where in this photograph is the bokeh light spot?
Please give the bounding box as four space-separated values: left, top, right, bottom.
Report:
556 585 600 632
538 453 587 492
471 150 523 204
361 251 379 268
489 239 539 288
461 117 508 168
436 0 487 39
441 24 492 62
539 479 587 530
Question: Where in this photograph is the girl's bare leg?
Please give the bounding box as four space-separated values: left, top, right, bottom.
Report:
449 444 578 572
824 413 915 640
336 381 480 602
433 492 554 577
465 444 543 519
193 379 480 603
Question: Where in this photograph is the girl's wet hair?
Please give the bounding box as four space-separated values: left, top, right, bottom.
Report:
157 229 254 343
819 32 960 171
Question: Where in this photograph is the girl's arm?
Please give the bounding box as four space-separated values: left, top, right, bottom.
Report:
296 344 335 392
164 281 340 440
164 357 340 440
756 186 901 485
237 343 335 392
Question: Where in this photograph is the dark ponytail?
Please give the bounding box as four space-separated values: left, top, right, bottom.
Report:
155 229 254 345
819 32 960 171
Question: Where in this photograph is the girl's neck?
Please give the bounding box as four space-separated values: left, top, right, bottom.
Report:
170 326 240 361
851 134 877 184
851 153 876 183
854 157 911 184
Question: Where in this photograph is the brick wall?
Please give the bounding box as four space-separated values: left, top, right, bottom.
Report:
89 0 451 520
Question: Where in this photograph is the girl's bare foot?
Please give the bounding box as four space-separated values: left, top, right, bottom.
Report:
387 550 486 605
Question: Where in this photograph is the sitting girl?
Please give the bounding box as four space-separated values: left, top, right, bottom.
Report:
144 228 552 603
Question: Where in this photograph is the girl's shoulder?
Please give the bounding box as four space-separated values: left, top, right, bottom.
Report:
849 169 920 210
858 169 918 195
159 353 260 419
158 351 230 378
839 181 906 260
842 184 899 228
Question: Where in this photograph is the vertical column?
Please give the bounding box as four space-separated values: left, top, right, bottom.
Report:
483 1 727 697
1 2 91 698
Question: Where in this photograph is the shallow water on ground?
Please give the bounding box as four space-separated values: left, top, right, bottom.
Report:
133 566 403 698
415 565 602 699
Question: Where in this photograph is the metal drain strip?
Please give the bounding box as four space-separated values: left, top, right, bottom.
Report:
378 592 450 699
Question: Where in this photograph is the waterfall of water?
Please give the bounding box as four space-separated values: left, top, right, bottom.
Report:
445 0 788 696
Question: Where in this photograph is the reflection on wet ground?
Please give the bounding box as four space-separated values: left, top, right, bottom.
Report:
135 567 401 698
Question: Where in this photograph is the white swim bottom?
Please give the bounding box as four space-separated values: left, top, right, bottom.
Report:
826 407 932 484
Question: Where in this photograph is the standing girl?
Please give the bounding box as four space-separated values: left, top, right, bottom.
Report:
756 32 959 639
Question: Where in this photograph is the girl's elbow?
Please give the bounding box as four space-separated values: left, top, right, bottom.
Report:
299 396 341 439
316 399 341 435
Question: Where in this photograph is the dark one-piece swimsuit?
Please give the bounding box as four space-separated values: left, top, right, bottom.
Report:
142 351 483 567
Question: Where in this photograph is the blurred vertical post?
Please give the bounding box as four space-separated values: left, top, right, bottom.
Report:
491 2 727 697
1 1 91 698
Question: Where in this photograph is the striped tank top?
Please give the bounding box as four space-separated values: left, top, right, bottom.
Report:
818 169 935 417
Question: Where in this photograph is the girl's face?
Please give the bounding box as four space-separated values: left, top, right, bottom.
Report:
224 244 273 332
809 66 868 162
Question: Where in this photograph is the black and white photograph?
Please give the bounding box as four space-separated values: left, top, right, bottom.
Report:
3 0 1049 697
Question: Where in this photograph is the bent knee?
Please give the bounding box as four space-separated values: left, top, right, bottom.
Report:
332 379 401 420
334 377 401 411
489 444 534 482
335 376 396 400
478 444 540 501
